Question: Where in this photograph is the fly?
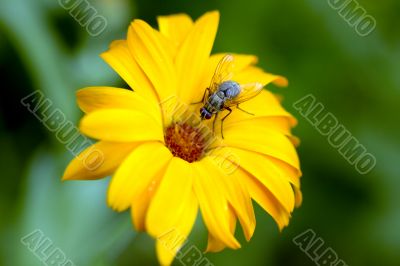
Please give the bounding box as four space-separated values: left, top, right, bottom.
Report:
198 54 263 138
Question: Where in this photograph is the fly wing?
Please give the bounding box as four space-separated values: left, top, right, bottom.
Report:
224 82 264 107
208 54 235 95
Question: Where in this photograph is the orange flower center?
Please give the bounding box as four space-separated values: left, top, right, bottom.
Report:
165 122 206 162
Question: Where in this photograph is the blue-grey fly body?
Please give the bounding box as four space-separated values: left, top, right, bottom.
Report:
198 54 263 138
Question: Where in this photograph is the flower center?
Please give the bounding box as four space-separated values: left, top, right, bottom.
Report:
165 122 206 163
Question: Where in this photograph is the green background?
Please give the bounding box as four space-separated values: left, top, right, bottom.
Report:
0 0 399 265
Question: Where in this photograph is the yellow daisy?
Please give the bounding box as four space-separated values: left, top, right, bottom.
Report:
63 11 302 265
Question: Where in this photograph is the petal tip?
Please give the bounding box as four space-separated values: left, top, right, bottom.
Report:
274 76 289 87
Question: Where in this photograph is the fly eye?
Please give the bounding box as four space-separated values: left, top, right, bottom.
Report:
200 108 212 120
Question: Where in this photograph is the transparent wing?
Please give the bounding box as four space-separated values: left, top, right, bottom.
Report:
224 82 264 107
209 54 235 94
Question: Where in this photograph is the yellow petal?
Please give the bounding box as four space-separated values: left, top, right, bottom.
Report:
218 124 300 170
76 87 162 124
221 116 300 156
201 157 255 241
107 142 172 212
206 206 236 252
144 158 198 266
100 40 158 102
146 157 195 237
175 11 219 105
62 141 138 180
157 14 193 47
264 155 302 188
235 66 288 87
131 187 154 231
294 185 303 207
127 20 177 104
155 192 198 266
237 167 291 230
79 109 164 142
211 147 295 213
223 90 297 126
192 161 241 249
223 116 294 139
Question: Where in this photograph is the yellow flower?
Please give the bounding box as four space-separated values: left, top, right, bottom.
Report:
63 11 302 265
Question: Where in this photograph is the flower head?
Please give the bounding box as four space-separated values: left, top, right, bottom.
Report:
63 11 302 265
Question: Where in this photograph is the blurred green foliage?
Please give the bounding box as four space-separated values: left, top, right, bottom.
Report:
0 0 399 265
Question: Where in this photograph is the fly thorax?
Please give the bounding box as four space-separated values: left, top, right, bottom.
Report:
216 91 225 99
219 81 241 99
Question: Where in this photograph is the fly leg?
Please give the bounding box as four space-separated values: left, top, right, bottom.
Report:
220 107 232 139
236 104 254 115
212 112 218 134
